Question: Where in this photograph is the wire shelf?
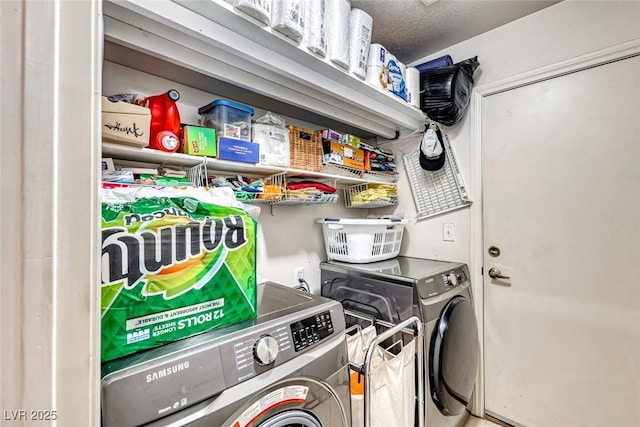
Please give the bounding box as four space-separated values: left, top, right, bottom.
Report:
403 132 471 220
361 170 399 183
343 183 399 209
274 192 339 205
321 163 364 179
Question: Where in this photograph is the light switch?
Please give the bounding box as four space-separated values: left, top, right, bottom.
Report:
443 223 455 242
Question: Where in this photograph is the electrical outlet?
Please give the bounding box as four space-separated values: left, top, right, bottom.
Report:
294 266 304 282
443 223 455 242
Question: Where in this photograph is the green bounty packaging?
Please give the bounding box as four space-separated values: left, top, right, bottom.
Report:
101 187 257 362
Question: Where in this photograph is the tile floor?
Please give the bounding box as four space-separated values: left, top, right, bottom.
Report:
465 416 501 426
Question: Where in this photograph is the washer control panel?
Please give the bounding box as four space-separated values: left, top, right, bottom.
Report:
232 325 290 371
223 309 337 385
291 311 334 352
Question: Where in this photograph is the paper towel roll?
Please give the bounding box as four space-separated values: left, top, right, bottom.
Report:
272 0 304 41
234 0 271 25
325 0 350 69
303 0 326 56
405 67 420 107
348 8 373 79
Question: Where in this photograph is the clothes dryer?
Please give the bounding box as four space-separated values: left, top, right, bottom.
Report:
102 282 350 427
321 256 479 427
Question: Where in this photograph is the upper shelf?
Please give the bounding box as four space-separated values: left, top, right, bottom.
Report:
102 0 427 140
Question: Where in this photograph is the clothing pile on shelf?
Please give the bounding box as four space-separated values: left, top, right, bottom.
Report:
207 176 270 201
286 181 337 202
101 163 190 187
348 184 397 207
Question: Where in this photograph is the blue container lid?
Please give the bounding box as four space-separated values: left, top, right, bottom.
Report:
415 55 453 73
198 99 254 116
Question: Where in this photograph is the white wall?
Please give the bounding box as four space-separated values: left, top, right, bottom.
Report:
103 62 367 293
382 0 640 266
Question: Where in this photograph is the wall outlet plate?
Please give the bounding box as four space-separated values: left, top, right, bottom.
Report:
443 223 455 242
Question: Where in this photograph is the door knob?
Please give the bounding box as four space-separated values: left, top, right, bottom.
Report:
488 267 510 280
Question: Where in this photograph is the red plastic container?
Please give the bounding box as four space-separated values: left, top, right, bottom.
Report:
143 89 181 152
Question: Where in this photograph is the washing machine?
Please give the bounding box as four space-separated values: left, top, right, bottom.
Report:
321 256 479 427
101 282 351 427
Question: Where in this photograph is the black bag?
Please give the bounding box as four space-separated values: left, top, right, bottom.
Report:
420 56 480 126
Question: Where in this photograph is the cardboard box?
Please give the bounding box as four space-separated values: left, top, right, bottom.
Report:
101 191 258 362
321 128 344 142
323 153 365 170
322 140 365 162
101 97 151 147
218 137 260 163
182 125 217 157
345 134 361 148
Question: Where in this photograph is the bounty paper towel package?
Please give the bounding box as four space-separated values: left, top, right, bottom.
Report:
101 187 257 362
348 8 373 79
325 0 351 69
303 0 326 56
272 0 304 41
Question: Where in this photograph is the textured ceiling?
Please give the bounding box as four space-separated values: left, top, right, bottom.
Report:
351 0 560 64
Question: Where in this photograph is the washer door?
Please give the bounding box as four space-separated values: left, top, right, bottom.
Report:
224 377 349 427
257 410 322 427
429 295 479 416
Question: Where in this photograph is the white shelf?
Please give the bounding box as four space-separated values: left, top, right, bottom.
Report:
102 142 394 186
102 0 427 140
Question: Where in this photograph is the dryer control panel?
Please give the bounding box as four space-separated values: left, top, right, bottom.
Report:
416 265 470 300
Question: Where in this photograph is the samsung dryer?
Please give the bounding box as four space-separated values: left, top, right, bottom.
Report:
101 282 351 427
321 256 479 427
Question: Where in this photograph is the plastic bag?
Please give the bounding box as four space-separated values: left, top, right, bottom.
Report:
420 56 480 126
234 0 271 25
252 112 290 168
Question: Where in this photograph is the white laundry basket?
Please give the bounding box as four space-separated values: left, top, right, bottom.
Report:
318 218 408 263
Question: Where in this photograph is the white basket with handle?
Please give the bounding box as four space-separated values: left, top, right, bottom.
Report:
318 218 408 263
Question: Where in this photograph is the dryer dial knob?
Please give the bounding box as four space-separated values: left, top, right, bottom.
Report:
253 335 279 365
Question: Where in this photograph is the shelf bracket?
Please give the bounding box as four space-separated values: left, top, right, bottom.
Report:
270 204 278 217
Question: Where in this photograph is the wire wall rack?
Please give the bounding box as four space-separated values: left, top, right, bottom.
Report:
403 133 471 220
187 160 338 205
343 183 399 209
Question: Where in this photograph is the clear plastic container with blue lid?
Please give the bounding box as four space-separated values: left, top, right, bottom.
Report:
198 99 255 141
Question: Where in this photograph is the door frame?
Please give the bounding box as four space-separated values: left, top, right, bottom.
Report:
468 38 640 417
0 0 102 423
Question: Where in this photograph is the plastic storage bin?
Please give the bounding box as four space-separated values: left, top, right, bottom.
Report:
318 218 408 263
198 99 254 141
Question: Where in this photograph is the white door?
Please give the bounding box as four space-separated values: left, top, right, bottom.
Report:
482 54 640 426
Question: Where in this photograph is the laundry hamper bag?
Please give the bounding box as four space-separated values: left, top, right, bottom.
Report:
346 318 418 427
318 218 408 263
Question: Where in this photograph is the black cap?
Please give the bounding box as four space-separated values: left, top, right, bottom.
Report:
419 124 446 171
